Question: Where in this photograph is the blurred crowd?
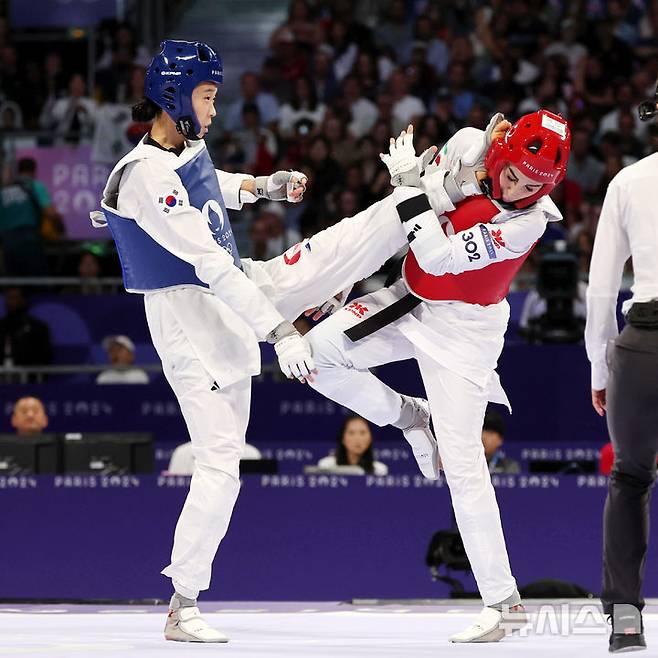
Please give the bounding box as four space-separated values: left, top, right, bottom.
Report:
1 1 656 286
210 0 658 288
0 0 653 381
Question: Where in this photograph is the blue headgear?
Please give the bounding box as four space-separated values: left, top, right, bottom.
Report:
144 39 223 140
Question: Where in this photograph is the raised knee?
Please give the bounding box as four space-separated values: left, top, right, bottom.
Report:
306 323 349 370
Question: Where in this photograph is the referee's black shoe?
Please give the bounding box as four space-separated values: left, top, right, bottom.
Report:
608 609 646 653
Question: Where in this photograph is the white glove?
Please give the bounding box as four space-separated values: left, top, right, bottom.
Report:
449 112 507 197
380 125 437 188
254 170 307 202
267 321 315 383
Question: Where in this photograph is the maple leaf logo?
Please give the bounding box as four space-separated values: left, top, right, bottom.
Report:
491 229 506 249
346 302 369 317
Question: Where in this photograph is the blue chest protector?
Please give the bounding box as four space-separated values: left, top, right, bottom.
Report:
104 147 241 293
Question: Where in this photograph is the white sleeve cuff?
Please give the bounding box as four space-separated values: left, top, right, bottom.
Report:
591 361 609 391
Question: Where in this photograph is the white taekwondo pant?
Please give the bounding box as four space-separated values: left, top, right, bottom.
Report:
259 194 408 321
145 292 249 600
304 281 518 606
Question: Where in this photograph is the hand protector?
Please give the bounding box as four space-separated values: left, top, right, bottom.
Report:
254 170 307 202
380 126 437 188
268 321 315 382
449 112 508 198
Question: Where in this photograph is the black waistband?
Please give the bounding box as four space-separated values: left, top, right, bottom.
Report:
626 300 658 329
344 293 421 342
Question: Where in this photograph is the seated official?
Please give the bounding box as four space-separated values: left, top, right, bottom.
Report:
11 396 49 436
482 411 520 474
96 335 149 384
317 415 388 476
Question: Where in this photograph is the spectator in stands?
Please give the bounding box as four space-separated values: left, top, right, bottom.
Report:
481 411 520 474
377 0 413 63
355 136 389 201
246 215 270 260
233 103 277 175
443 61 476 121
567 128 605 198
327 20 359 82
269 0 322 49
321 113 355 169
254 201 301 259
0 288 52 380
77 250 104 295
267 27 308 87
0 44 20 106
0 161 52 275
353 51 380 101
224 71 280 133
39 73 97 144
387 69 425 134
599 81 648 139
311 44 340 104
15 157 65 242
43 51 66 100
406 14 449 76
296 135 343 234
96 22 151 101
617 111 645 162
430 90 459 145
405 43 439 107
544 18 588 77
278 75 326 138
573 55 615 117
10 396 48 436
317 415 388 475
96 335 149 385
0 100 22 130
341 75 378 139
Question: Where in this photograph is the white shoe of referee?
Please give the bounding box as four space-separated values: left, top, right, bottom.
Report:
450 604 528 643
164 593 229 643
398 396 440 479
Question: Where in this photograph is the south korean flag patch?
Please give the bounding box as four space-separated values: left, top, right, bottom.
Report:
158 189 184 213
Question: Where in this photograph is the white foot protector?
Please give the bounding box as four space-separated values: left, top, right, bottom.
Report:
449 605 528 643
402 398 440 480
164 606 229 643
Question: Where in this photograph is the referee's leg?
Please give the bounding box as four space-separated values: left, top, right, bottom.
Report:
602 326 658 619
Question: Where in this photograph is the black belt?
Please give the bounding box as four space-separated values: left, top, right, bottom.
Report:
626 300 658 329
344 293 421 342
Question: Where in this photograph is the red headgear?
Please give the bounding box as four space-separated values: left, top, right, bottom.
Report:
483 110 571 209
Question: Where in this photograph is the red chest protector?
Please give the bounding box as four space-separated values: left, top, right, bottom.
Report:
402 195 535 305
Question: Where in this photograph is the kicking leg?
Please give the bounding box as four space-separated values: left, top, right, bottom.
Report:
305 282 440 478
256 195 407 321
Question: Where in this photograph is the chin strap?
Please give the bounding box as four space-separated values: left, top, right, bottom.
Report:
176 116 201 140
479 176 533 211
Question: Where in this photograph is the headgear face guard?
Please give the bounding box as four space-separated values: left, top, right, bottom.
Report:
483 110 571 209
145 39 223 140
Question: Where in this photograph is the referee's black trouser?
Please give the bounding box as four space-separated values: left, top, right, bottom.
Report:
602 325 658 615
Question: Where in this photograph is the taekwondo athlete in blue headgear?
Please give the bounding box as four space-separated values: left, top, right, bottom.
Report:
91 39 312 643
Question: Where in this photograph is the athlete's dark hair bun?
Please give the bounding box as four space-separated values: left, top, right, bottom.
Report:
131 97 161 122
